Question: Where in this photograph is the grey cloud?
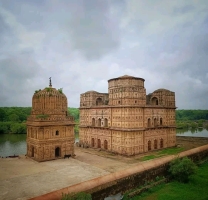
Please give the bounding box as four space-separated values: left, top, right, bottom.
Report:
173 5 195 14
0 0 208 109
0 55 43 106
65 0 120 60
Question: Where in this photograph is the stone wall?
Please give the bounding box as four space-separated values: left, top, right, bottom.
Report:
30 144 208 200
79 75 176 156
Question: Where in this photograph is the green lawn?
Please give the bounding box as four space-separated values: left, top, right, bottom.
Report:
123 161 208 200
140 147 184 161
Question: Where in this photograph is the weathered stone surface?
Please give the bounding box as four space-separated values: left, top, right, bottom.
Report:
79 75 176 156
26 82 75 162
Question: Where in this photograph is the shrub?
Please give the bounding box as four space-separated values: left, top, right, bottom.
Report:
36 114 49 119
58 88 63 94
61 192 92 200
168 157 197 183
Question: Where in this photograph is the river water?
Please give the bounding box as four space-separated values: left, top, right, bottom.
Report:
0 129 208 157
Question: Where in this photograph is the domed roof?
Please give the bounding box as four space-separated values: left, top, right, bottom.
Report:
153 88 172 93
108 75 145 82
118 75 135 79
33 87 66 98
31 85 68 116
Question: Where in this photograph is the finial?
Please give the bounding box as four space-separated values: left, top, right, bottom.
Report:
49 77 52 87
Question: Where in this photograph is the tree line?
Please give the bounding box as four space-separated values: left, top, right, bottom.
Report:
0 107 79 134
0 107 208 134
176 110 208 121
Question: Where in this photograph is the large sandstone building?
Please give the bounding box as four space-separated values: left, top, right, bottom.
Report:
26 79 75 161
79 75 176 156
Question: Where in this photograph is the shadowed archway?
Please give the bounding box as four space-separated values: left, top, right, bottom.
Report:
104 140 108 150
55 147 61 157
148 141 151 151
91 138 95 147
31 146 34 157
98 139 101 148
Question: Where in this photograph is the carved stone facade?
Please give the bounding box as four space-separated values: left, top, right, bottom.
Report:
26 82 75 162
79 75 176 156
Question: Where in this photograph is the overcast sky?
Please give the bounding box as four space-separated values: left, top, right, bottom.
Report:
0 0 208 109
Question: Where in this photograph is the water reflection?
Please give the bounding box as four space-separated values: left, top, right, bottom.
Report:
176 128 208 137
0 133 80 157
0 134 26 157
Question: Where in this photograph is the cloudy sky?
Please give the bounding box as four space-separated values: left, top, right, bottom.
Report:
0 0 208 109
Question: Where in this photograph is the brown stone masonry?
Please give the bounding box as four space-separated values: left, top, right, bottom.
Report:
79 75 176 156
26 82 75 162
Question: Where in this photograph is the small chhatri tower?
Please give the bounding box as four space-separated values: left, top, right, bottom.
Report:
26 78 75 161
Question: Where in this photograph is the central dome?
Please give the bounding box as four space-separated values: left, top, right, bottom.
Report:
108 75 145 82
31 86 68 116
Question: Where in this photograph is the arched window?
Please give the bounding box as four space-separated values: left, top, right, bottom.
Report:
154 140 157 149
96 98 103 105
154 118 157 127
104 118 108 127
92 118 95 126
148 141 151 151
151 97 159 105
98 139 101 148
91 138 95 147
148 118 151 127
118 100 121 104
98 118 101 127
56 130 59 135
104 140 108 150
160 138 164 148
160 118 163 125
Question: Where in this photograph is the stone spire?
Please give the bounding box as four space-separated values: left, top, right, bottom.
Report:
49 77 52 88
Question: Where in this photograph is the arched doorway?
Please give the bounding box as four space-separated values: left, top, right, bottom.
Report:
104 140 108 150
104 118 108 127
92 118 95 126
148 119 151 127
154 140 157 149
160 139 163 148
98 118 101 127
148 141 151 151
154 118 157 127
91 138 95 147
160 118 163 125
151 97 158 105
31 146 34 157
98 139 101 148
96 98 103 105
55 147 61 157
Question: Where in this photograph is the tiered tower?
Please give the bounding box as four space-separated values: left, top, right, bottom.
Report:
79 75 176 156
26 78 75 161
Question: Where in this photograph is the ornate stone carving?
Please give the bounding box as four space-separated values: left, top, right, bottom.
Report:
79 75 176 156
26 83 75 162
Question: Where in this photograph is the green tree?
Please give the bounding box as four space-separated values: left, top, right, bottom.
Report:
8 114 20 122
168 157 197 183
0 108 6 121
10 123 26 134
0 122 10 134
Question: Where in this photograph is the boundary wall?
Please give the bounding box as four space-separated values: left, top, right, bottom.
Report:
30 144 208 200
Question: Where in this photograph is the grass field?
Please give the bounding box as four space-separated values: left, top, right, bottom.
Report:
140 147 184 161
123 160 208 200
